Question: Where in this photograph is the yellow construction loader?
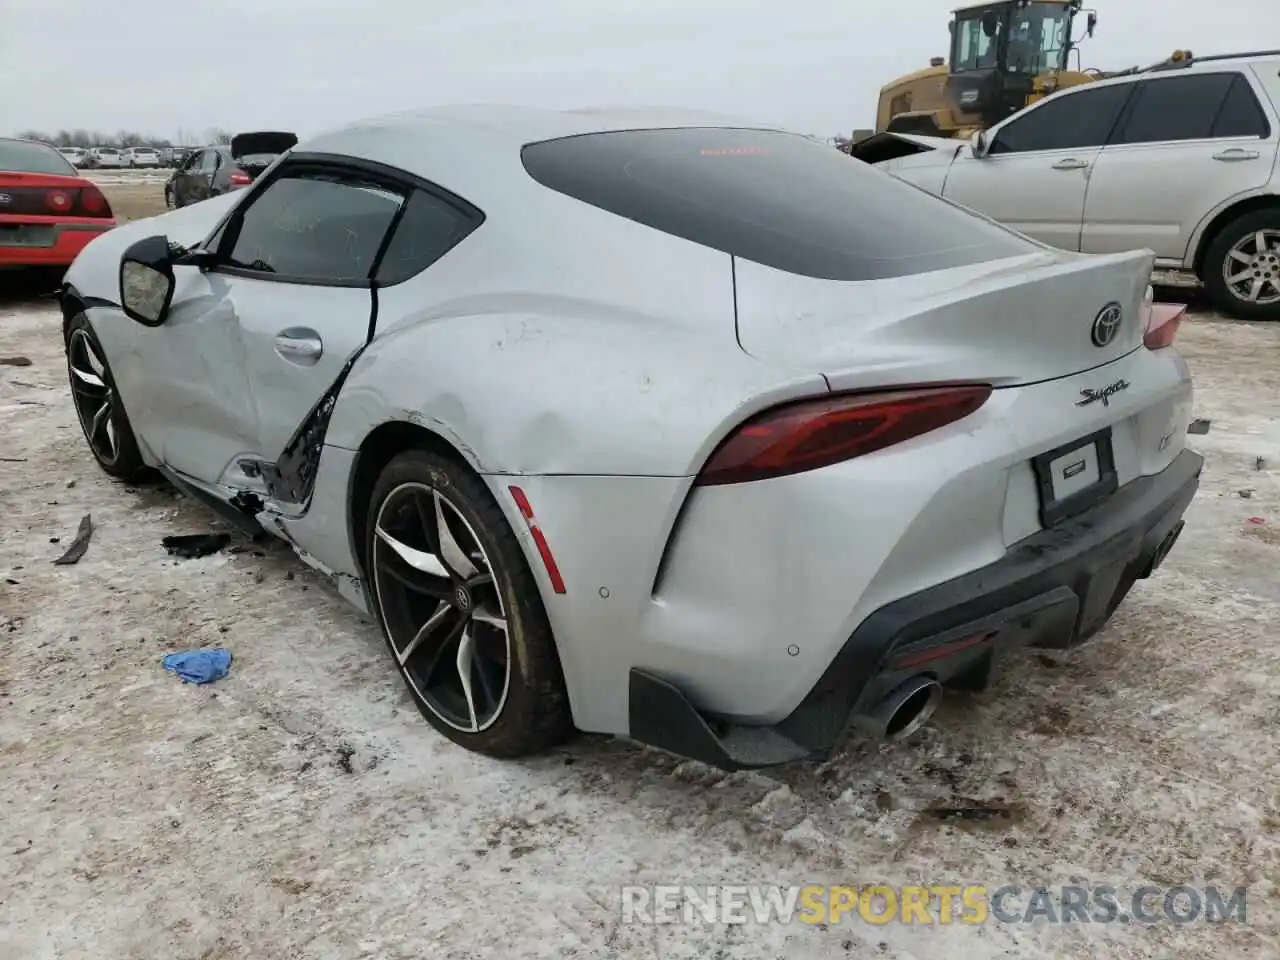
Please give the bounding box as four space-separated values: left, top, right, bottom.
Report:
872 0 1193 140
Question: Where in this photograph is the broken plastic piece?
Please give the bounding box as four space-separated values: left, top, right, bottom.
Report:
1187 419 1211 435
161 648 232 684
53 515 93 565
162 533 232 559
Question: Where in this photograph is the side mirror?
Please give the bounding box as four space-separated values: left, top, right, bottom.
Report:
1087 12 1097 36
971 130 990 158
119 235 176 327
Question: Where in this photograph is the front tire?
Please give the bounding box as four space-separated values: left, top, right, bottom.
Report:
65 313 152 481
365 449 573 758
1201 209 1280 321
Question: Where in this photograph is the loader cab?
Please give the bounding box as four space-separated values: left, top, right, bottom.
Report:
947 0 1085 127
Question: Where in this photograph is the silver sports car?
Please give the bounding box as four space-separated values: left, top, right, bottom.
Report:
59 106 1202 770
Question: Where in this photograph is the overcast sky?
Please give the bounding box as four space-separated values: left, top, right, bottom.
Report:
0 0 1268 141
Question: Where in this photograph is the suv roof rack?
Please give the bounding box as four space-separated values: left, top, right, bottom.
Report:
1146 49 1280 72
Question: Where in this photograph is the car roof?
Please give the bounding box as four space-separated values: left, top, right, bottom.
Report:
295 104 787 207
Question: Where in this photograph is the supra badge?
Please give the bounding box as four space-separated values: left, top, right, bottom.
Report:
1091 302 1123 347
1076 379 1131 408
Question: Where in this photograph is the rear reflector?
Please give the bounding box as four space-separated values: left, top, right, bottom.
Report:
890 631 997 670
694 384 992 486
508 485 567 594
1144 303 1185 350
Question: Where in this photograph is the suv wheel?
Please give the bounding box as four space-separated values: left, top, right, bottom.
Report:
1201 208 1280 321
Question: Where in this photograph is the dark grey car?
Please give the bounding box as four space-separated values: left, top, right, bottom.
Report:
164 132 297 208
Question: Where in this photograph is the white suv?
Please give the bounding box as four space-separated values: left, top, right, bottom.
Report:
858 51 1280 321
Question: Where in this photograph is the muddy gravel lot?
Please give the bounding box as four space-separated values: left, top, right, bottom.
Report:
1 191 1278 959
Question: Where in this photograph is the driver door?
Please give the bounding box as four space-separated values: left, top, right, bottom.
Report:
153 163 407 494
941 81 1135 250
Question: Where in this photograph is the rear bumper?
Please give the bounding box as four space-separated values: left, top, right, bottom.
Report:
0 222 113 268
628 448 1203 770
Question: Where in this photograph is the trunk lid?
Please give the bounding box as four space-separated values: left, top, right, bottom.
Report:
847 131 959 165
231 131 297 161
732 247 1154 389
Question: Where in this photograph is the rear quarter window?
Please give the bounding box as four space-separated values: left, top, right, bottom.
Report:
520 127 1034 281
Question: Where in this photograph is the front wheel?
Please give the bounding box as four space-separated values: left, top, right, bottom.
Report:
365 449 574 758
65 314 153 481
1201 209 1280 321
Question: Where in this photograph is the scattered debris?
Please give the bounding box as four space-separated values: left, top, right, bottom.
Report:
0 457 27 463
161 648 233 685
1187 418 1211 434
1247 517 1266 525
1240 489 1254 498
52 515 93 565
1257 456 1266 472
334 743 357 774
0 356 32 367
924 799 1023 825
162 533 232 559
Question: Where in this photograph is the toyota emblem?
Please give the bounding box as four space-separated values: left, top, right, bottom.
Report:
1091 302 1123 347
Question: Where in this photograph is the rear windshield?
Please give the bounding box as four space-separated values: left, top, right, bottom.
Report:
0 139 77 176
521 127 1033 281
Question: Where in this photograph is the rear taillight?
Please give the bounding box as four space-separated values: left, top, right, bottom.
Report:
44 189 74 214
228 169 252 187
1144 303 1185 350
77 184 112 218
694 384 992 487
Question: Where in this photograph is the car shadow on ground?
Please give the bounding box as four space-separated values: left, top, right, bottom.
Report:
0 271 63 308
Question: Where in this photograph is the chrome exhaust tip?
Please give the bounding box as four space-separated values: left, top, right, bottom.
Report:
852 675 943 742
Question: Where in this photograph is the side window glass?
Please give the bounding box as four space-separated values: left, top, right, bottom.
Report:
1211 74 1271 138
374 188 484 286
989 83 1132 154
1112 74 1233 144
199 151 219 173
223 173 404 282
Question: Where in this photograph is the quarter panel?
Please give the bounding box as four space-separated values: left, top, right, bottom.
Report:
327 202 829 477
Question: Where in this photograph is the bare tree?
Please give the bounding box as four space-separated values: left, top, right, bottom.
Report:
204 127 233 145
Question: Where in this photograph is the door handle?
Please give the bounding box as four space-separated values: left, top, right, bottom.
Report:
1052 158 1089 170
274 330 323 363
1213 148 1260 161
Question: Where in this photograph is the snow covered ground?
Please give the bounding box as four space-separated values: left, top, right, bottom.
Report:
83 169 172 186
1 291 1277 959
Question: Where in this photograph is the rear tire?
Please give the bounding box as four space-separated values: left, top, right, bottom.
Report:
1201 208 1280 321
364 449 574 758
64 313 153 482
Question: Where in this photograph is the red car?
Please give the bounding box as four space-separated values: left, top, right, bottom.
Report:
1 137 115 285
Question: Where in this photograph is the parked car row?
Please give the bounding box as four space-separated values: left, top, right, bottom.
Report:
55 146 172 170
